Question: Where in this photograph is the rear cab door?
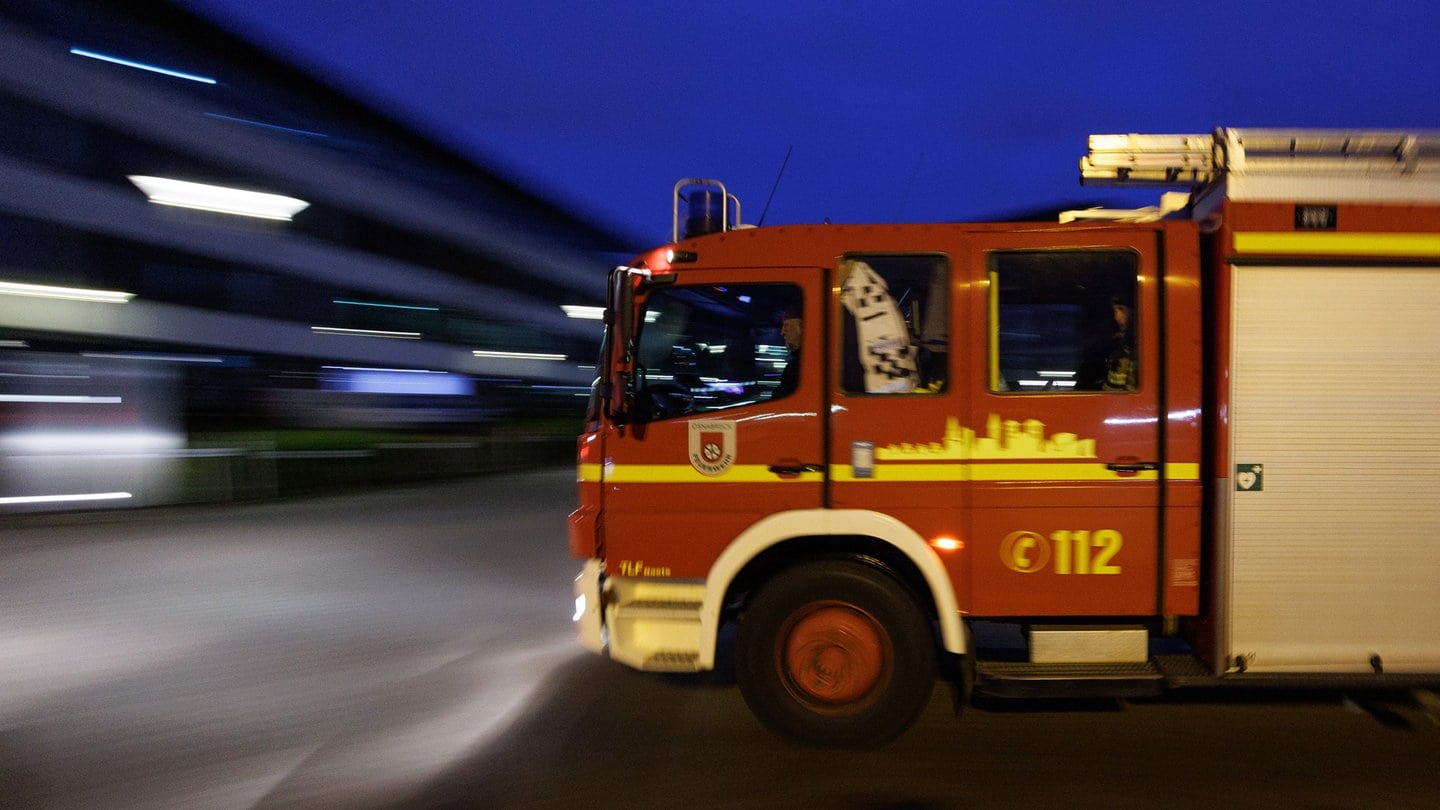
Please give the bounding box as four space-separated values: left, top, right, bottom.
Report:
963 227 1167 616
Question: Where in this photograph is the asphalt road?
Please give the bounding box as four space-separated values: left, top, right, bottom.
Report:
417 658 1440 809
1 469 581 809
4 468 1440 809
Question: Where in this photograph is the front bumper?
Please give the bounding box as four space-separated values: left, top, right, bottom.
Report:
571 559 709 672
573 558 606 655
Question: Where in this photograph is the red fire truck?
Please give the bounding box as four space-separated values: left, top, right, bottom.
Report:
569 128 1440 746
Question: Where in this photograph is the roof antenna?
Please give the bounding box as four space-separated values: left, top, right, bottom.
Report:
757 145 792 226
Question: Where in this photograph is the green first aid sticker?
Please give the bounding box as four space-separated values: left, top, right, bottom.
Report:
1236 464 1263 492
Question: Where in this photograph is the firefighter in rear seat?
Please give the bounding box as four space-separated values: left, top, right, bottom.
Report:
1102 297 1137 392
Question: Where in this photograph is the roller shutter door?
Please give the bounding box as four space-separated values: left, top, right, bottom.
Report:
1228 264 1440 672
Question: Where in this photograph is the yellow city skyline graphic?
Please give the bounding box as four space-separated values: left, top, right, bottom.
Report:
876 414 1098 461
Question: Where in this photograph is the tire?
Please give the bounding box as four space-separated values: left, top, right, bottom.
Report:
735 559 936 747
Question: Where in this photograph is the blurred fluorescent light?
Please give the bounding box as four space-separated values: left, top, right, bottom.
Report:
81 352 224 364
322 365 444 373
0 429 183 454
562 305 604 320
204 112 328 138
69 47 217 84
473 350 567 361
128 175 309 221
0 492 133 506
0 340 29 348
333 299 439 312
321 368 472 396
0 280 133 303
0 371 86 380
311 326 421 340
0 394 122 403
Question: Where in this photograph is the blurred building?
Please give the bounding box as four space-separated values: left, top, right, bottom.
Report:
0 1 624 508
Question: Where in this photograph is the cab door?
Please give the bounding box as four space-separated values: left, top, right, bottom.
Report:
963 229 1164 616
825 252 964 588
600 267 827 580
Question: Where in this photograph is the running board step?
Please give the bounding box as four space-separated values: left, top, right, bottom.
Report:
643 650 701 671
974 660 1165 699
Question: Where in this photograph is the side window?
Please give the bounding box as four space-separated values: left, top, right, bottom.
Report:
838 254 948 394
988 250 1138 393
633 283 802 420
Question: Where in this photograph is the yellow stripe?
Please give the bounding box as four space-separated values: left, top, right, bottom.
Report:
830 464 971 483
1168 462 1201 479
975 463 1157 482
599 461 1201 484
1234 231 1440 258
578 462 602 483
604 464 824 484
831 463 1195 482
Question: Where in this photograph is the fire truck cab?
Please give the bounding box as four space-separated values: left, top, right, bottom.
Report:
570 130 1440 746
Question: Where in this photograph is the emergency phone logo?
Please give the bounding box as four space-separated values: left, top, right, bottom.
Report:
689 420 736 476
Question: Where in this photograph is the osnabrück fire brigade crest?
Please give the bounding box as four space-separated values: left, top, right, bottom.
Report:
689 420 736 476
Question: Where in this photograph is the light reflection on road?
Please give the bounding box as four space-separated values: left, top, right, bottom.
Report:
0 469 580 809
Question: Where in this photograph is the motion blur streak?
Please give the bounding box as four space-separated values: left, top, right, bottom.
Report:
252 638 579 807
0 280 134 303
0 491 132 505
127 175 310 221
0 429 182 454
0 470 582 808
67 46 218 84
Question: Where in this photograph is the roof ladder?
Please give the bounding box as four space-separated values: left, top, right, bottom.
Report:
1081 128 1440 189
1080 133 1216 188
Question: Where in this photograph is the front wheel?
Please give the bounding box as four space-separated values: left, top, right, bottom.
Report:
735 560 936 747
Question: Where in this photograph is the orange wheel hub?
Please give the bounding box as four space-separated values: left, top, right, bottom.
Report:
781 602 889 706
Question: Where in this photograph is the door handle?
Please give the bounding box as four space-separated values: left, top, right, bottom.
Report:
768 463 824 476
1105 460 1160 475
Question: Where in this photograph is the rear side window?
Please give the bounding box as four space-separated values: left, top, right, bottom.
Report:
988 249 1138 393
837 254 949 395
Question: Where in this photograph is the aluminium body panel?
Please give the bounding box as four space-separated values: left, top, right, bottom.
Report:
1226 263 1440 672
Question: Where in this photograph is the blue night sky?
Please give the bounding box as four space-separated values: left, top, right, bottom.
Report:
179 0 1440 248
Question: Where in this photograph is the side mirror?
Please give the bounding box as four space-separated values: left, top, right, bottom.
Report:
607 370 633 424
